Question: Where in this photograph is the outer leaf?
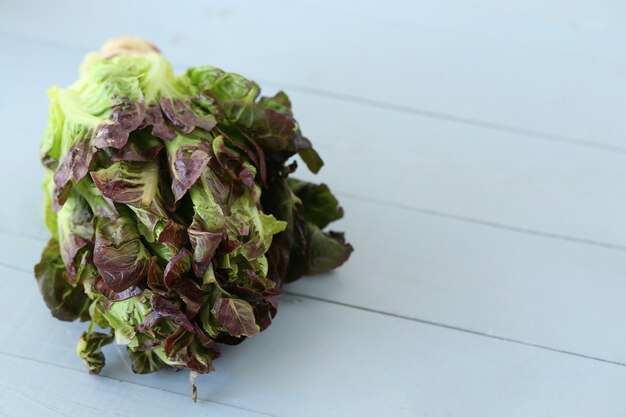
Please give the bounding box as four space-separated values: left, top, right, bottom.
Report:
160 96 196 134
185 66 259 103
263 177 352 283
40 87 65 168
259 91 292 116
188 218 224 277
34 238 90 321
56 190 94 277
53 132 97 207
129 349 168 374
221 101 289 151
302 227 353 276
186 333 220 373
42 170 58 238
288 178 344 229
297 147 324 174
76 331 114 374
213 298 259 337
100 292 154 346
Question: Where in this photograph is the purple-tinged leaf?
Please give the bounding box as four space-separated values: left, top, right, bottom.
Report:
164 327 193 358
111 99 145 131
163 248 193 289
53 136 97 208
91 161 159 207
160 96 196 134
203 159 232 206
146 256 167 295
34 238 90 322
144 102 176 140
174 279 204 318
93 215 151 292
165 135 213 203
288 178 344 229
186 336 219 374
56 191 94 276
108 129 163 162
158 219 190 248
93 100 145 149
211 135 241 179
93 276 144 301
217 126 267 186
139 295 194 333
188 217 225 277
213 298 258 337
195 112 218 132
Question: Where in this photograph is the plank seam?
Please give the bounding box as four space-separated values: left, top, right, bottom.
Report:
3 183 626 256
0 350 273 417
335 191 626 253
264 81 626 155
283 291 626 368
1 29 624 156
2 261 622 369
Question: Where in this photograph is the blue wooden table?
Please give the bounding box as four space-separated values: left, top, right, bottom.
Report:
1 1 625 416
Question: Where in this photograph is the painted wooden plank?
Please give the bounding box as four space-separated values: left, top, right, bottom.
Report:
1 35 626 365
278 0 626 71
1 36 626 248
3 189 626 367
0 354 268 417
1 263 626 416
1 0 625 149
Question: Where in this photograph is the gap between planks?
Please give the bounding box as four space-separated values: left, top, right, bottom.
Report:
1 29 625 157
3 32 626 252
3 186 626 254
334 192 626 253
0 350 273 417
3 253 625 370
1 28 625 372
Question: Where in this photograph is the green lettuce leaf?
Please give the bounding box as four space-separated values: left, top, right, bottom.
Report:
34 238 91 321
56 190 94 278
76 331 114 375
91 161 159 207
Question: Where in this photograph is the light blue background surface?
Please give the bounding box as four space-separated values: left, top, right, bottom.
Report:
0 1 625 416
